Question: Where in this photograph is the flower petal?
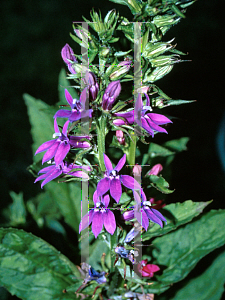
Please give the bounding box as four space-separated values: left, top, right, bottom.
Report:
103 210 116 235
42 141 60 164
97 178 110 197
79 210 94 233
150 208 167 224
104 154 113 172
102 193 110 208
40 169 63 188
145 207 163 228
54 142 70 165
134 93 143 115
114 154 126 172
35 140 56 155
144 93 150 107
92 212 103 238
120 175 141 190
148 113 172 125
133 190 141 205
34 173 48 183
110 178 122 203
93 190 99 205
62 120 70 136
135 208 149 231
146 117 168 134
38 165 55 174
80 87 88 107
68 171 89 179
141 117 155 136
54 110 72 119
65 89 73 107
69 111 81 122
54 118 60 133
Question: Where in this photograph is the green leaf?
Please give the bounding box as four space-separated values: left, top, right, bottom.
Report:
168 248 225 300
0 228 80 300
148 175 174 194
23 94 55 160
152 210 225 290
164 99 196 107
6 192 27 225
171 4 186 18
45 181 82 233
142 200 211 241
58 69 78 106
163 137 189 152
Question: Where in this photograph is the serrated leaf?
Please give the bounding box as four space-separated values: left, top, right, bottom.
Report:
168 248 225 300
149 175 174 194
152 210 225 289
142 200 211 241
0 228 79 300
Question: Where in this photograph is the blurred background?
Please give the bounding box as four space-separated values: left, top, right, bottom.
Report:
1 0 225 299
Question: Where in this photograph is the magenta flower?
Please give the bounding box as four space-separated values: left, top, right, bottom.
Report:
102 81 121 111
137 259 160 277
61 43 77 74
34 161 91 188
79 192 116 238
116 130 125 145
113 93 172 137
35 119 91 165
146 163 163 176
133 190 167 230
97 154 141 203
54 88 92 122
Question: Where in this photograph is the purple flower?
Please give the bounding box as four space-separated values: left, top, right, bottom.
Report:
102 81 121 111
35 119 91 165
79 192 116 238
54 88 93 122
133 190 167 231
113 93 172 137
61 43 77 74
84 72 99 101
96 154 141 203
78 263 106 285
34 161 91 188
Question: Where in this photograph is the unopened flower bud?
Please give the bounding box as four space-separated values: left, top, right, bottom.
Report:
102 81 121 111
146 163 163 176
136 85 149 94
61 44 77 74
100 46 110 57
85 72 99 101
121 210 134 221
133 165 142 177
116 130 125 145
109 59 132 80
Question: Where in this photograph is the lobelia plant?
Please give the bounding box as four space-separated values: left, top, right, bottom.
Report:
1 0 225 300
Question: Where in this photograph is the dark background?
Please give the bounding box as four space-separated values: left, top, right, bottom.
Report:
1 0 225 299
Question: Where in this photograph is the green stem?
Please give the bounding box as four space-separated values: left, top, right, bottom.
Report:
96 114 107 172
127 130 137 166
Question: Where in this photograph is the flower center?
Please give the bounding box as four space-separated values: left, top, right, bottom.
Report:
109 170 119 179
72 99 82 111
